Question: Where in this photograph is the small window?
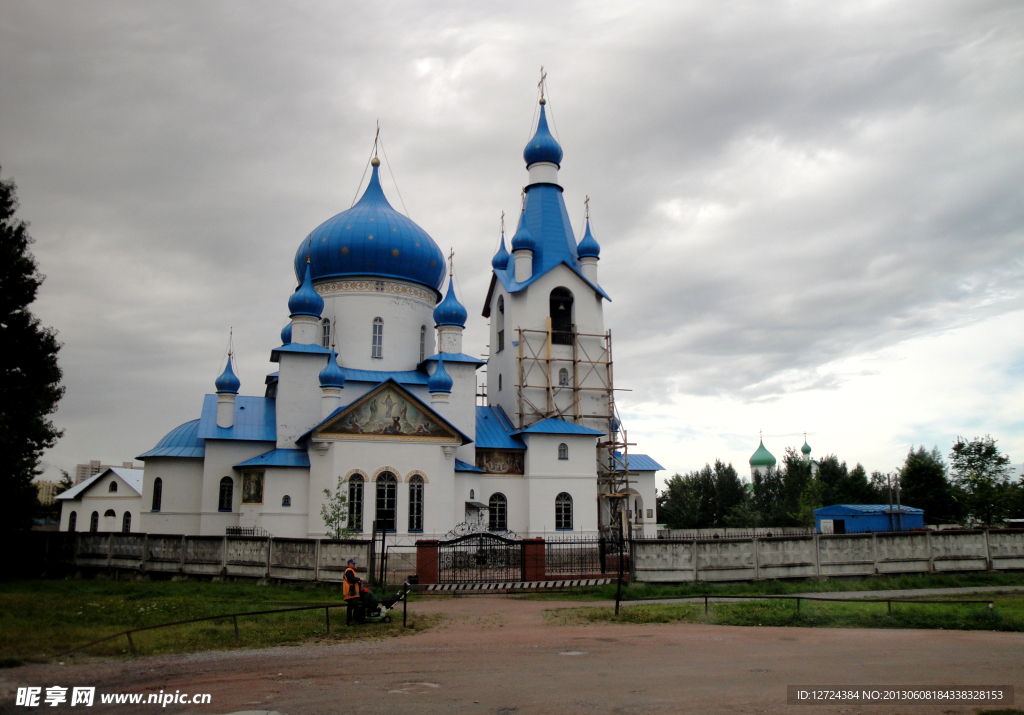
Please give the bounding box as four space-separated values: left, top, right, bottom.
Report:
372 317 383 359
489 493 507 531
419 325 427 363
498 374 502 391
108 481 118 493
409 476 424 532
497 296 505 352
218 476 233 512
348 476 364 532
104 509 116 517
68 511 77 532
558 443 568 460
122 512 132 533
555 492 573 530
558 368 568 386
282 495 291 507
469 489 475 500
151 477 163 512
321 318 331 347
90 511 99 532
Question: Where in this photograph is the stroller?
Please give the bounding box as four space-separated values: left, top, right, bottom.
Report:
350 584 407 624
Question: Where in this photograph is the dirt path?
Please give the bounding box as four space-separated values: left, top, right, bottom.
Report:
2 596 1021 715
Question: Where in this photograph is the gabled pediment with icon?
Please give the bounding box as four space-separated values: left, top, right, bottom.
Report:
315 380 463 444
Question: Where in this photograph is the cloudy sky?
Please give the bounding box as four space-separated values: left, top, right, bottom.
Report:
2 0 1022 485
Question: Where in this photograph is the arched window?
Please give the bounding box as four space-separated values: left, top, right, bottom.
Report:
122 512 132 533
348 476 364 532
469 489 475 500
151 477 162 512
104 509 116 517
375 472 397 532
282 495 291 507
218 477 233 512
558 368 568 386
558 442 569 460
90 512 99 532
68 511 77 532
498 374 502 391
321 318 331 348
488 493 507 531
555 492 573 530
371 317 384 358
408 476 424 532
419 325 427 363
550 288 574 345
108 481 118 493
496 295 505 352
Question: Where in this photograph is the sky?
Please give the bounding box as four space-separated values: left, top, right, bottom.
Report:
1 0 1022 486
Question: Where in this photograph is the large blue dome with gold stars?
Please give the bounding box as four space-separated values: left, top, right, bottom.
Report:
294 163 447 293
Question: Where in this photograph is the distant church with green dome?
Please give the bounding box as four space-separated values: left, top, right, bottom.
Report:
748 434 818 479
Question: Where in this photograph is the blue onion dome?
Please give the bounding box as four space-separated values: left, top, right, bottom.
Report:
293 163 446 293
319 351 346 389
428 354 453 394
491 233 510 271
288 263 324 318
280 322 292 345
215 355 240 394
510 215 535 252
577 219 601 259
523 101 563 167
802 440 812 455
433 277 467 328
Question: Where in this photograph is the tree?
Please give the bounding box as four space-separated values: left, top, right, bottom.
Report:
320 475 351 540
950 436 1013 525
656 460 748 530
0 169 64 535
900 446 960 524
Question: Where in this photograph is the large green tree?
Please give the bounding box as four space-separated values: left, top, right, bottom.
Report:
899 446 960 524
657 460 748 530
949 436 1015 525
0 169 64 534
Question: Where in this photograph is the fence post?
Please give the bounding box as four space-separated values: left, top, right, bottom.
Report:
693 539 699 582
925 530 934 572
141 533 149 574
266 537 273 580
368 521 376 585
232 615 239 640
871 533 879 575
325 607 330 634
106 533 114 571
983 529 993 571
403 582 408 628
221 536 228 577
125 631 136 655
753 537 760 580
813 534 821 577
704 595 708 615
179 535 186 575
414 540 439 585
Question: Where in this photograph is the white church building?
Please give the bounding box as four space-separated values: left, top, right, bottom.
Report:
118 93 663 541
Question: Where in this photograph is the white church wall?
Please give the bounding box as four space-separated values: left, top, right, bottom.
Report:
479 475 529 534
427 361 477 461
318 280 437 372
629 470 659 538
139 458 203 535
277 354 329 448
198 440 274 536
255 467 309 539
522 433 600 535
59 472 142 533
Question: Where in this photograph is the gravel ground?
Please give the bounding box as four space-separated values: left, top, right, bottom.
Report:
1 593 1021 715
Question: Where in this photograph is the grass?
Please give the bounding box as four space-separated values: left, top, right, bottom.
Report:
547 591 1024 632
0 578 432 662
518 570 1024 601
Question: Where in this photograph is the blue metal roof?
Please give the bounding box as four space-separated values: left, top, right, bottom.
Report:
475 406 526 449
515 418 604 436
421 352 486 367
138 419 206 459
612 451 665 471
815 504 924 515
340 366 429 385
198 395 277 442
294 164 446 293
455 458 484 473
235 448 310 468
270 343 334 362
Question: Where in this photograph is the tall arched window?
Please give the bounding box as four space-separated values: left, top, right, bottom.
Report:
558 442 569 460
371 317 384 358
321 318 331 347
488 493 507 531
550 288 574 345
108 481 118 493
151 477 162 512
555 492 573 530
496 295 505 352
122 512 132 533
419 325 427 363
68 511 77 532
408 476 424 532
218 477 233 512
348 476 364 532
375 472 397 532
558 368 569 386
90 511 99 532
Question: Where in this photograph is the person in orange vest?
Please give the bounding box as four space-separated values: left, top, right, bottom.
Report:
343 558 362 625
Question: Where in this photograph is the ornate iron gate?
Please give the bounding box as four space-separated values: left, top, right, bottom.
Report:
438 532 524 583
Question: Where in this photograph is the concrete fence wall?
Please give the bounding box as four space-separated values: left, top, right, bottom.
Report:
633 530 1024 582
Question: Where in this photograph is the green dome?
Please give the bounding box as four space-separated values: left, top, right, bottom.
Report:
801 441 812 455
749 440 776 467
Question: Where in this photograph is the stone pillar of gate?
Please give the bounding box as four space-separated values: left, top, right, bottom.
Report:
415 540 439 585
523 538 546 581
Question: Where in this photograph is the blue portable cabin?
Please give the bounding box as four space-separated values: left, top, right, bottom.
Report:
814 504 924 534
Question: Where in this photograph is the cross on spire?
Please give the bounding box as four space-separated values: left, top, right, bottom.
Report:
538 66 547 100
584 195 590 220
228 328 234 357
500 210 505 237
373 120 380 159
448 248 455 278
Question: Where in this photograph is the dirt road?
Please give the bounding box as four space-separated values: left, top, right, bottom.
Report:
2 596 1020 714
